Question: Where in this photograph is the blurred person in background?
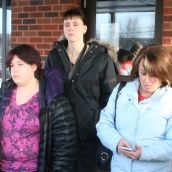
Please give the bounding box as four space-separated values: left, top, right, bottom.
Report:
117 42 143 76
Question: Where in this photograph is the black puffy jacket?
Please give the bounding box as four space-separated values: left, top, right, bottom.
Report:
0 70 77 172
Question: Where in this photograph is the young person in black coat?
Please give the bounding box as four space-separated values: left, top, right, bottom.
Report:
45 8 116 172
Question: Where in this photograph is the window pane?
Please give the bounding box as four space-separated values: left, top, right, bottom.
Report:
116 11 155 49
0 4 11 84
96 0 156 50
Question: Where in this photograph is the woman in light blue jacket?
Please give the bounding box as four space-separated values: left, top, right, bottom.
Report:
96 45 172 172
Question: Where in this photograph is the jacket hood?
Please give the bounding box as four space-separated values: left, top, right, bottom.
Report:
87 38 117 63
44 69 64 104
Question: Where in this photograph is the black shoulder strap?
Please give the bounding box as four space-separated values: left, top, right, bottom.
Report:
114 81 126 128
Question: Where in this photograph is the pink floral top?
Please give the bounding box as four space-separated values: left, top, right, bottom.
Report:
0 88 40 172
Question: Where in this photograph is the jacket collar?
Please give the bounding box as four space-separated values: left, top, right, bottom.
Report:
44 69 64 104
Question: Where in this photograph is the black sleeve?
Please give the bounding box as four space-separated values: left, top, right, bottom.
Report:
99 55 117 109
50 95 77 172
44 49 56 69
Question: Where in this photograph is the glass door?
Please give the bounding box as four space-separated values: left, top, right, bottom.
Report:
96 0 157 50
0 0 11 84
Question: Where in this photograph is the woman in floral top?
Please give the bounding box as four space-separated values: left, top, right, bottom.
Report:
0 44 77 172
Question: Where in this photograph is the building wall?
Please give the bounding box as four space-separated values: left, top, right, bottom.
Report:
11 0 81 58
11 0 172 58
163 0 172 50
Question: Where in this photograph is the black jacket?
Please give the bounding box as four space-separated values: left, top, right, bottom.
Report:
45 40 116 142
0 69 77 172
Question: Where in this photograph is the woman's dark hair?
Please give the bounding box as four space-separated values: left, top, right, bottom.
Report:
130 42 143 54
63 7 87 25
131 45 172 86
6 44 42 79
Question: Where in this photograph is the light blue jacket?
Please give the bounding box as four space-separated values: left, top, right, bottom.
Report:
96 79 172 172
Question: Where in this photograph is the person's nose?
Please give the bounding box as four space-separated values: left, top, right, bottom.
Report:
11 65 18 73
144 74 151 82
68 24 74 31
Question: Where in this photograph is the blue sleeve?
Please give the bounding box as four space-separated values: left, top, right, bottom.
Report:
140 115 172 161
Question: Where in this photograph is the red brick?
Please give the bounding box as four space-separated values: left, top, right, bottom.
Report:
164 8 172 15
12 31 22 36
12 13 18 18
44 12 59 17
38 31 52 36
37 49 44 56
12 26 17 30
164 0 172 7
44 25 58 30
18 37 29 43
162 38 172 44
12 7 23 13
29 37 43 43
163 15 172 22
62 5 74 11
163 23 172 30
60 0 71 4
30 0 43 5
44 37 57 43
163 31 172 37
53 5 62 11
29 25 44 30
59 24 63 30
23 31 38 36
11 37 17 43
37 44 51 49
12 19 22 25
37 18 52 24
38 6 51 11
23 19 36 24
44 0 60 5
18 1 29 6
30 12 43 18
23 6 37 12
18 13 29 18
53 31 62 37
52 17 63 23
18 25 29 30
12 1 18 6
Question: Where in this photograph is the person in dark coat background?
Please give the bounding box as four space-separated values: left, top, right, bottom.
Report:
0 44 77 172
45 8 116 172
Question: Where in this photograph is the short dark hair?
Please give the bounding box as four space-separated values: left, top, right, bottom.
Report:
130 42 143 53
131 45 172 86
6 44 42 79
63 7 87 25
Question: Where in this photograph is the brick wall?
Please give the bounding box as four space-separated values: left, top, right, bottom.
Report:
11 0 81 59
163 0 172 51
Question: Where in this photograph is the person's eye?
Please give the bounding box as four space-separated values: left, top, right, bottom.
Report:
10 64 14 68
141 72 146 75
18 63 23 66
74 23 79 26
64 23 70 27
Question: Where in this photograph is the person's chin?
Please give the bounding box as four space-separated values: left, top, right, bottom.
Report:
12 79 20 85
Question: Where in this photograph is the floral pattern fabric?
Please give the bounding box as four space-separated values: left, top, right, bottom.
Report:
0 88 40 172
